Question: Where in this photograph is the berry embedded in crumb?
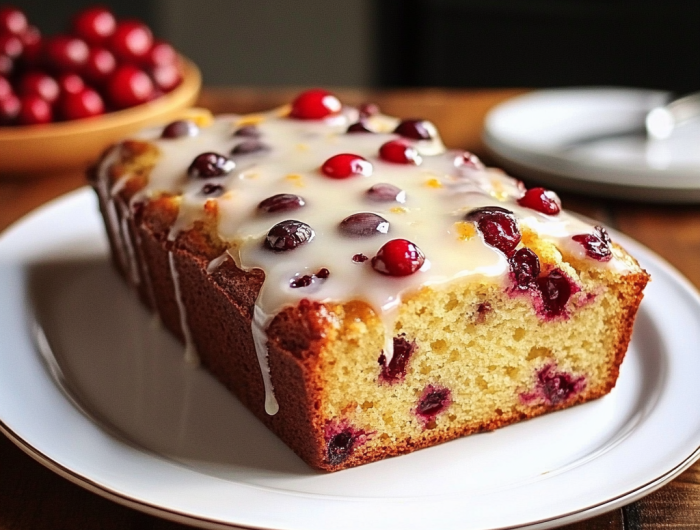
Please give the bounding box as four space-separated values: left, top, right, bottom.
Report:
321 153 373 179
454 151 484 170
371 239 425 276
187 152 235 178
339 212 389 237
379 140 422 165
517 187 562 215
231 139 269 155
475 302 492 323
289 88 341 120
233 125 261 137
257 193 305 214
201 183 224 197
535 269 576 318
394 119 434 140
352 253 368 263
161 119 198 139
324 422 367 466
378 334 417 383
346 120 373 133
522 364 585 406
366 183 406 203
465 206 521 256
265 220 315 252
572 226 613 262
416 384 452 423
509 247 541 290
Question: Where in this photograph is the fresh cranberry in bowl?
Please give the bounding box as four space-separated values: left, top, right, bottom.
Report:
59 87 104 120
71 6 116 46
44 35 89 73
83 47 116 85
17 94 52 125
106 64 154 109
18 72 60 104
0 92 20 124
289 88 341 120
110 19 153 62
0 6 28 35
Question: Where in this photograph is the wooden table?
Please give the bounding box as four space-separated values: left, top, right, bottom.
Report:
1 88 699 530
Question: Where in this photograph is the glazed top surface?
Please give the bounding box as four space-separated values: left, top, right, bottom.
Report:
106 100 635 321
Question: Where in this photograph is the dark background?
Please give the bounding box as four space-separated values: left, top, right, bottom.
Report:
9 0 700 92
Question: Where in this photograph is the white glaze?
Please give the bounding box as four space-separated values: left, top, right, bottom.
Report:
168 251 199 366
102 103 636 415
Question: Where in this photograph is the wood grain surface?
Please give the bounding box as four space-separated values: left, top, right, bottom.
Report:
1 88 699 530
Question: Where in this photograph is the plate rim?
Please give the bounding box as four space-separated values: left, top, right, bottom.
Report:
2 187 700 530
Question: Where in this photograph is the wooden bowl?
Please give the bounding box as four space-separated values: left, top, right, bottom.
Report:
0 58 201 180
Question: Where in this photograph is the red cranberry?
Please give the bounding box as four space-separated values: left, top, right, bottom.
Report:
290 274 313 288
358 102 379 118
231 139 268 155
59 87 104 120
110 20 153 62
509 247 540 290
56 73 84 95
0 6 27 35
379 140 421 165
372 239 425 276
454 151 484 170
201 183 224 197
187 152 235 178
161 119 198 139
44 35 89 73
289 88 341 120
265 220 315 251
465 206 521 256
536 269 573 318
0 33 22 60
339 212 389 237
83 47 116 85
378 334 416 384
366 182 406 203
518 187 561 215
0 93 20 124
151 63 182 92
394 119 434 140
71 7 116 46
321 153 372 179
346 120 372 133
416 385 452 421
18 72 59 103
536 365 584 405
257 193 305 214
572 226 612 262
143 40 177 68
17 94 52 125
19 25 41 65
233 125 260 137
107 65 154 109
352 253 368 263
0 75 12 99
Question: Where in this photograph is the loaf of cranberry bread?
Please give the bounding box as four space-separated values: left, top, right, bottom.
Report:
90 89 649 471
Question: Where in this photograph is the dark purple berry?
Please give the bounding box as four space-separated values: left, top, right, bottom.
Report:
465 206 521 256
188 152 235 178
394 119 434 140
316 267 330 279
257 193 305 214
161 119 198 139
416 385 451 421
231 139 269 155
290 275 313 288
476 302 492 323
233 124 261 137
352 253 368 263
366 183 406 203
339 212 389 237
201 183 224 197
537 365 583 405
509 248 540 290
346 120 373 133
265 220 315 251
536 269 573 318
572 226 612 262
327 431 354 465
358 102 379 118
378 334 416 383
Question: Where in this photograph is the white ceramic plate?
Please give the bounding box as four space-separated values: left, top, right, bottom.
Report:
2 188 700 530
483 87 700 202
